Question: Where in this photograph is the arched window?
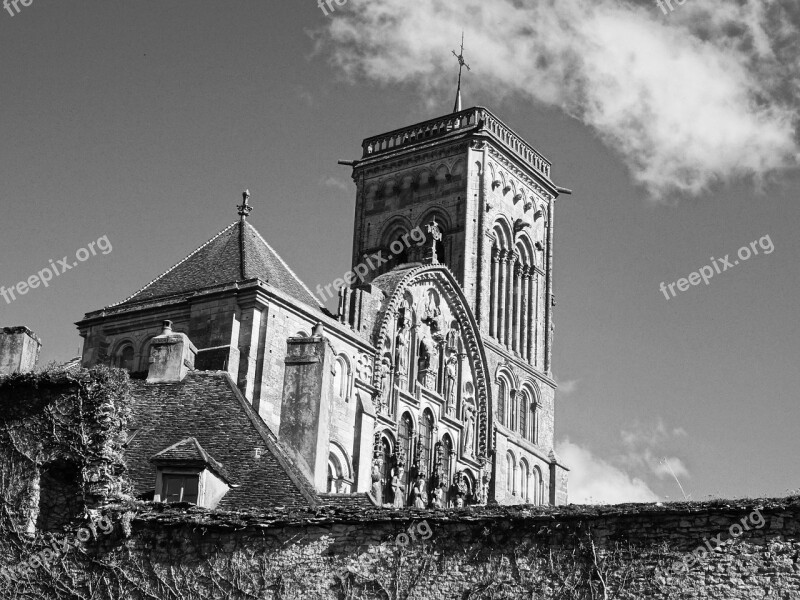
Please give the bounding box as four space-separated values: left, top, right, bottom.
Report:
531 401 539 445
533 466 544 506
379 220 413 276
418 410 434 478
333 355 350 401
440 434 453 489
519 392 528 438
520 460 530 503
509 390 517 431
380 436 393 499
435 238 446 266
391 234 410 264
398 412 414 481
489 220 513 343
327 453 342 493
116 344 135 371
333 360 344 400
506 452 514 493
498 379 506 427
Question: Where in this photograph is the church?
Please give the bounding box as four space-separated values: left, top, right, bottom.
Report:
68 101 570 511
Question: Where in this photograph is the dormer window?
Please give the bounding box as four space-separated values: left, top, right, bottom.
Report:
161 473 199 504
150 437 231 509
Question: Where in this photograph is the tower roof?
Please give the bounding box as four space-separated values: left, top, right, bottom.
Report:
113 220 321 309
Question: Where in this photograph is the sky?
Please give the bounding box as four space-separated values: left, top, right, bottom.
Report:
1 0 799 504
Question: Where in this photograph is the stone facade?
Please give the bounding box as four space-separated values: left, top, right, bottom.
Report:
72 106 569 509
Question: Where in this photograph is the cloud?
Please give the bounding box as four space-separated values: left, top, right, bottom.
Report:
619 418 690 483
557 439 658 504
316 0 800 199
555 377 579 396
321 176 350 192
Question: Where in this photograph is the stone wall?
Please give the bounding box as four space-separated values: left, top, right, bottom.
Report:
2 497 799 599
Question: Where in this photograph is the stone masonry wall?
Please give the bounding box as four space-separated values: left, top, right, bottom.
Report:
2 497 800 599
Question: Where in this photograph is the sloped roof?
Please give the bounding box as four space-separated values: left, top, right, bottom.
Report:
126 371 319 510
151 437 231 482
114 221 321 309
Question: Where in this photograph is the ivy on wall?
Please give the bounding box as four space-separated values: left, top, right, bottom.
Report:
0 366 132 534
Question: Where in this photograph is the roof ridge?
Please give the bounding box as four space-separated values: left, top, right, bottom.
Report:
110 222 239 308
244 221 323 309
151 436 201 459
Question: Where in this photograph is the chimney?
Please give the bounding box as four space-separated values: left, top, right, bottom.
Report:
0 326 42 375
278 324 334 491
146 320 197 384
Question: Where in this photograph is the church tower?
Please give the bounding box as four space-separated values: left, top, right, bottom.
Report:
346 82 570 503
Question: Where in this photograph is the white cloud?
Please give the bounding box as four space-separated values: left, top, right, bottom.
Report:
321 176 350 192
554 376 579 396
317 0 800 199
619 418 690 483
557 439 659 504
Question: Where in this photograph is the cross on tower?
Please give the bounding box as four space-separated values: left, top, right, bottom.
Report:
237 189 253 220
452 32 471 113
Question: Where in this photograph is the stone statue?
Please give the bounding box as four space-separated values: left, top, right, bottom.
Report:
444 354 458 415
417 336 431 375
391 466 405 508
463 400 476 456
425 219 443 264
421 292 441 329
378 357 391 410
371 462 383 505
412 476 428 509
431 485 444 509
395 321 410 380
446 323 460 352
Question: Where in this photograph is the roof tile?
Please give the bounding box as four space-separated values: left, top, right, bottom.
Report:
114 221 320 309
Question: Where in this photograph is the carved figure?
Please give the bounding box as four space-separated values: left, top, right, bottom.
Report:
391 466 405 508
463 400 476 456
421 291 441 327
446 323 460 352
395 320 410 379
412 476 428 509
371 462 383 504
431 485 444 509
444 354 458 414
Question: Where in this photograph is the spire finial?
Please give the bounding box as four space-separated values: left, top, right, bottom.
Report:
452 32 471 114
237 189 253 221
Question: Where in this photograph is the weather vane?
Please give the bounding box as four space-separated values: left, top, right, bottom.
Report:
452 32 471 113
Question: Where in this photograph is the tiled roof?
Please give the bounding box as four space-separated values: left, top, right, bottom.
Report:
317 493 378 509
114 221 321 309
126 371 319 511
150 437 231 482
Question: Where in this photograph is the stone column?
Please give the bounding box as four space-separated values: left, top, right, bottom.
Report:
505 253 517 348
496 250 507 343
512 259 522 353
489 246 499 338
520 267 530 361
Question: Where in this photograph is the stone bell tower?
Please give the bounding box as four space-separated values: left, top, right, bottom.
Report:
347 105 566 374
345 62 572 504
